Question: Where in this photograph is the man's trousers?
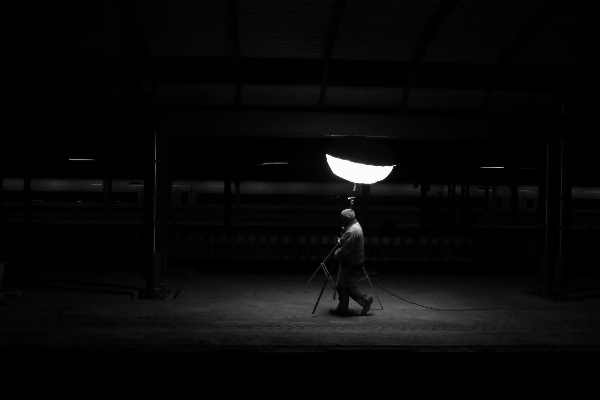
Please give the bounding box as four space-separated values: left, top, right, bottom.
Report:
336 264 369 309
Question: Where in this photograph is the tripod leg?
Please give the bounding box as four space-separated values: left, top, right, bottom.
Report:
305 262 323 286
333 263 341 300
362 267 383 310
320 263 336 291
312 275 330 314
305 242 339 286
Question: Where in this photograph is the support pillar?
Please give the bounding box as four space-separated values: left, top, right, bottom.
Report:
509 176 518 225
102 161 112 222
156 130 171 278
553 138 568 301
464 181 470 228
484 182 490 224
491 179 497 227
460 178 468 229
420 180 428 229
23 167 31 226
539 135 568 301
234 167 241 226
538 142 549 297
362 184 370 231
23 166 31 259
224 168 232 232
0 173 6 262
447 182 456 230
143 94 160 299
562 139 572 290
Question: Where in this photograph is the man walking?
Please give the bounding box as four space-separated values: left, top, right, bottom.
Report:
331 209 373 316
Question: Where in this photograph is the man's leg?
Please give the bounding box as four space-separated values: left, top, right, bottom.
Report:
345 267 373 314
335 266 350 311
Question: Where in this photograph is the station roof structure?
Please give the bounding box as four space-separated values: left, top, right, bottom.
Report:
1 0 598 182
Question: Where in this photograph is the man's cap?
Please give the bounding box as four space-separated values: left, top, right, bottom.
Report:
341 209 355 220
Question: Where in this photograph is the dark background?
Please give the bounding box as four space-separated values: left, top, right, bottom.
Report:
1 0 599 276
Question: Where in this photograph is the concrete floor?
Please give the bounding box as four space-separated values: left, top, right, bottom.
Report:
2 268 600 351
1 268 599 398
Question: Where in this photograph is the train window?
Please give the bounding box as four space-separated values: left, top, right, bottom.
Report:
2 191 122 203
370 197 422 207
8 191 105 203
470 197 486 208
240 194 326 206
1 192 22 201
526 197 535 210
113 193 138 204
196 193 225 204
571 199 600 210
180 192 189 206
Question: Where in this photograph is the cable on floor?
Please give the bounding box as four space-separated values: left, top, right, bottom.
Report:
373 282 600 311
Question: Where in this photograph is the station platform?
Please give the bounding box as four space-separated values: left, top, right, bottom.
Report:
1 267 599 397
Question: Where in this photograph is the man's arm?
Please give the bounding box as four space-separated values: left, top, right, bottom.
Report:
334 231 355 259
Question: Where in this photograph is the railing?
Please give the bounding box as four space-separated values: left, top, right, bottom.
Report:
3 224 599 265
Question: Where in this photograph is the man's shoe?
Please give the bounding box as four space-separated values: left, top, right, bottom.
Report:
329 308 352 316
361 296 373 315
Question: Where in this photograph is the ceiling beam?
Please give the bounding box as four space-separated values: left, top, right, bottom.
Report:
158 110 556 142
400 0 460 114
318 0 347 112
229 0 242 111
121 0 156 94
480 0 570 114
569 50 600 94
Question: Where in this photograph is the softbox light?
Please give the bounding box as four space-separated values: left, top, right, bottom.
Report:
326 136 395 184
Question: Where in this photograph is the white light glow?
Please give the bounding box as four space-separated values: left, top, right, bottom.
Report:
69 159 94 161
324 135 395 138
479 166 504 169
257 162 288 165
326 154 394 184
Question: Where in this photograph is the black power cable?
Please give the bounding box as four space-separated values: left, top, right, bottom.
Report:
373 282 600 311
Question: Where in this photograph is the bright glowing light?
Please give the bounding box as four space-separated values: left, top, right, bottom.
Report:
479 166 504 169
69 159 94 161
326 154 394 184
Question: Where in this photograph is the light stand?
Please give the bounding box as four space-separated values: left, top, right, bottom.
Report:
305 241 338 289
306 182 356 289
308 183 356 314
307 241 339 314
315 136 393 314
308 181 384 313
348 182 356 209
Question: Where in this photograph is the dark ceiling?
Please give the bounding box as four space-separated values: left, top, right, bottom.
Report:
1 0 599 183
3 0 598 112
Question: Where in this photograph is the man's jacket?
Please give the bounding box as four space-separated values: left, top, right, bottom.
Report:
335 220 364 267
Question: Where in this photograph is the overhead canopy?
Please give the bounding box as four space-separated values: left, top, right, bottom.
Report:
1 0 598 183
2 0 598 120
327 137 395 166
